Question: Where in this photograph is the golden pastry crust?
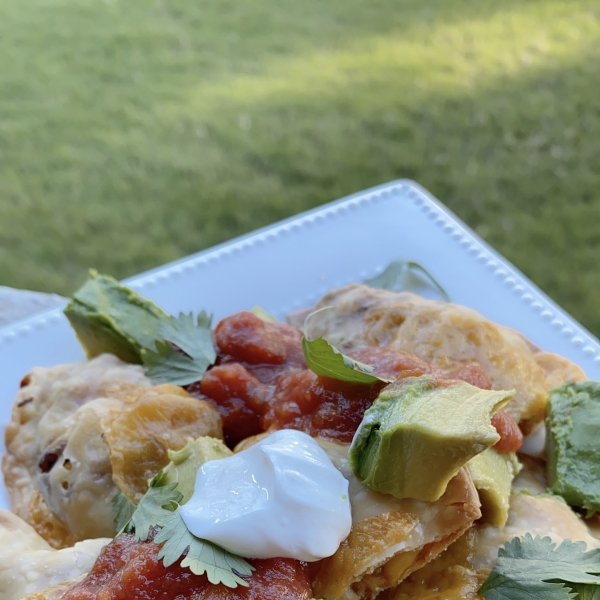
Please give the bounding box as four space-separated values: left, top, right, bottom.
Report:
382 457 600 600
105 384 223 502
312 468 480 600
297 284 585 427
20 579 82 600
3 354 223 548
381 528 488 600
310 464 481 600
3 354 150 547
27 490 79 550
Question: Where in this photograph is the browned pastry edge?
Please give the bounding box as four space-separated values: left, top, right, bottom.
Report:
312 468 481 600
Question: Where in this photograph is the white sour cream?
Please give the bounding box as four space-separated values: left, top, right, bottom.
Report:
179 429 352 561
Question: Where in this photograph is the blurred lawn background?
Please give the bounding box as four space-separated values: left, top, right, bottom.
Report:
1 0 599 334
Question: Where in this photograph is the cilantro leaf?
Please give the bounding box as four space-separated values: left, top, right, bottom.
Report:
302 336 393 384
479 534 600 600
143 340 211 386
115 468 254 589
112 491 137 534
573 585 600 600
130 483 183 542
155 510 254 587
142 312 216 385
302 309 393 385
160 312 216 364
365 259 450 301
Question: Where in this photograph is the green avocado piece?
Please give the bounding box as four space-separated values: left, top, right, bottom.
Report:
467 448 521 526
349 375 515 502
160 436 233 504
64 270 170 363
547 381 600 517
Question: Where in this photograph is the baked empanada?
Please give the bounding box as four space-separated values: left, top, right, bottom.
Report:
3 353 223 547
293 284 585 427
385 459 600 600
312 441 481 600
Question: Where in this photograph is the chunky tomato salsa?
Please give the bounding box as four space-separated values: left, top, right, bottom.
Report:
189 311 521 452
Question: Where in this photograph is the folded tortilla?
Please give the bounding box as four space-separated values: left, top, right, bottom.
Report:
378 528 487 600
310 441 481 600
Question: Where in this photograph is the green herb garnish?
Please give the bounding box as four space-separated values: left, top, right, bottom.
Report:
65 272 217 385
111 491 137 533
154 510 254 587
365 259 450 301
479 534 600 600
302 309 393 385
113 470 253 588
143 312 216 386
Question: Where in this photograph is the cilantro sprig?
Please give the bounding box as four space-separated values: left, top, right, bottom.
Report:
302 308 393 385
154 511 254 585
142 311 217 386
112 472 254 588
112 490 137 533
65 272 216 385
479 534 600 600
365 259 450 301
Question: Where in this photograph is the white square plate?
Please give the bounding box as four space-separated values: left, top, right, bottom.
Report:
1 179 599 509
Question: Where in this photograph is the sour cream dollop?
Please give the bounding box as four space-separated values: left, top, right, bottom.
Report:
179 429 352 561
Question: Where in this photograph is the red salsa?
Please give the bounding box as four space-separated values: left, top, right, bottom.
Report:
63 534 312 600
188 311 522 452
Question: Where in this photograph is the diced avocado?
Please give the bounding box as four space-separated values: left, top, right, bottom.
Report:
547 381 600 516
349 375 515 502
467 448 521 526
161 436 233 504
64 270 170 363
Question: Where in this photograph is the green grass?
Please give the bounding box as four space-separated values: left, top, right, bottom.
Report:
1 0 600 335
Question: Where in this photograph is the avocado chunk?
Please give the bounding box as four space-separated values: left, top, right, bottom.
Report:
160 436 233 504
547 381 600 516
64 270 170 363
349 375 515 502
467 448 521 526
